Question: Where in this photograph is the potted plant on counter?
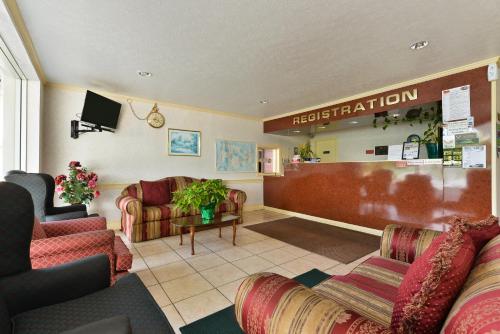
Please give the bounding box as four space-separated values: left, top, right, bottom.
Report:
299 142 314 162
372 104 442 158
173 179 228 220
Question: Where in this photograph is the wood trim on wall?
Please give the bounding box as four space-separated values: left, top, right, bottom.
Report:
263 57 499 122
98 178 264 191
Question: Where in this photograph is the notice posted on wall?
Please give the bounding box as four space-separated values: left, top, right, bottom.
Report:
462 145 486 168
442 85 471 122
387 144 403 161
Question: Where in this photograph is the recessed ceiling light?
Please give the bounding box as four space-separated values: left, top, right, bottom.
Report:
137 71 152 77
292 130 301 133
349 120 359 124
259 99 269 104
410 40 429 50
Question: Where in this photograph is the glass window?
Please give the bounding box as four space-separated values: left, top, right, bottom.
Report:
0 38 24 178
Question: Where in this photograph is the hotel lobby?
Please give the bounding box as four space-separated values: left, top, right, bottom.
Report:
1 1 500 333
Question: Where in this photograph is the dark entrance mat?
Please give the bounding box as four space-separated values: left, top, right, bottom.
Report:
245 217 380 264
180 269 330 334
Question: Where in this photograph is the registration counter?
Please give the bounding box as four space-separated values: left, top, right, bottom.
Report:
263 65 496 231
264 160 490 231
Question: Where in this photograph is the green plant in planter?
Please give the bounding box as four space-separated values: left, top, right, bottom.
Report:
373 104 443 158
172 179 228 220
298 143 314 161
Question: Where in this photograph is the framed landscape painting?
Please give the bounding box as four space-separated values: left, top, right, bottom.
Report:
168 129 201 156
216 139 256 172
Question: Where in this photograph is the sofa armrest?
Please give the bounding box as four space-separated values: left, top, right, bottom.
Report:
42 216 107 237
380 224 441 264
47 204 87 215
31 230 115 259
45 210 88 222
235 273 391 334
116 195 143 217
226 189 247 211
0 254 110 316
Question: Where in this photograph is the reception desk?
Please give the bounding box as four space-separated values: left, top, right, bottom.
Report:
264 161 491 231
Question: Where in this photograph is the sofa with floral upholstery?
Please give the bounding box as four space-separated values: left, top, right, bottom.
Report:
235 217 500 333
116 176 247 242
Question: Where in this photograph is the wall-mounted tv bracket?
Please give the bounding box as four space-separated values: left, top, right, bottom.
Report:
71 120 114 139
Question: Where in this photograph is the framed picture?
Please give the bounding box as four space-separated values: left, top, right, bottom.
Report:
215 139 257 172
402 141 420 160
168 129 201 156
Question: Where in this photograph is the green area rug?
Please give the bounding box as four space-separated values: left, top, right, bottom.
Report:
180 269 330 334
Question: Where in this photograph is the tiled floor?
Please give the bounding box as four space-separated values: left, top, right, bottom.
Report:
116 209 379 334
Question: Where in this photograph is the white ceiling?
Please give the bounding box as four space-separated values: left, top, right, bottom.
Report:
15 0 500 118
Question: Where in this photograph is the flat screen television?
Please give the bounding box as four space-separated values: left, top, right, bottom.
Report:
81 91 121 129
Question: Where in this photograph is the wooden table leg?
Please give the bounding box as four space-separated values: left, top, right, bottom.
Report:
232 220 236 246
180 228 183 245
219 227 222 238
190 226 195 255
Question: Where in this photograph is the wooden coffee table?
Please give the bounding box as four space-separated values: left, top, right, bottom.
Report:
169 212 241 255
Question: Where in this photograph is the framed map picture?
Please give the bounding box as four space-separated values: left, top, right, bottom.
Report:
168 129 201 156
216 139 257 172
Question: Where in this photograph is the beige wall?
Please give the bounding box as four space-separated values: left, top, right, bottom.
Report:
41 85 301 225
310 121 429 162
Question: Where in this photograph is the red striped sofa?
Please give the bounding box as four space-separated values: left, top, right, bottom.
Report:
116 176 247 242
235 223 500 333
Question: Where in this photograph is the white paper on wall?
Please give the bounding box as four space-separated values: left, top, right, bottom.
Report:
387 145 403 161
462 145 486 168
442 85 471 122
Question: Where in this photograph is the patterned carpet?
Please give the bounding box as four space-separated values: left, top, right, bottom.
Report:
245 217 380 264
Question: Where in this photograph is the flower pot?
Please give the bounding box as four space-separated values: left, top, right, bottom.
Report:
200 203 216 220
426 143 442 159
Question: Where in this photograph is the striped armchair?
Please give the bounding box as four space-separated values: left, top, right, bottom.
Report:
235 223 500 333
116 176 247 242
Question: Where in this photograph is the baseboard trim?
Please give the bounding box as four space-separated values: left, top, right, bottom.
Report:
243 204 264 212
263 206 383 237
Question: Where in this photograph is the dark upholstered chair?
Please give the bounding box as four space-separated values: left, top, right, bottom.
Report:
4 170 88 222
0 182 174 334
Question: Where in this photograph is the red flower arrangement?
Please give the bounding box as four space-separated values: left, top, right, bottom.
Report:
55 161 100 205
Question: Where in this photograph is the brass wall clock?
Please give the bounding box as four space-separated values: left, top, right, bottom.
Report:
147 103 165 128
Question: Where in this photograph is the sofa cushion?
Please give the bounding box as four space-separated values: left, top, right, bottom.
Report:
142 204 181 222
442 234 500 333
32 218 47 240
140 180 171 206
391 226 475 334
314 256 409 327
466 215 500 250
114 237 133 272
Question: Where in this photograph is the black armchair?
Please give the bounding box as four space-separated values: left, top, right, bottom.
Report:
4 170 88 221
0 182 174 333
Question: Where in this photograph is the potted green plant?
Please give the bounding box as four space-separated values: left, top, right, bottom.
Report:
299 142 314 162
373 104 443 158
172 179 228 220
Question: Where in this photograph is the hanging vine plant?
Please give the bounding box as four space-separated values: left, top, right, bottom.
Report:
372 104 442 144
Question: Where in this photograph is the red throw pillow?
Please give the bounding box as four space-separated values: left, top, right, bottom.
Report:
32 218 47 240
391 228 475 334
466 216 500 250
140 179 171 206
